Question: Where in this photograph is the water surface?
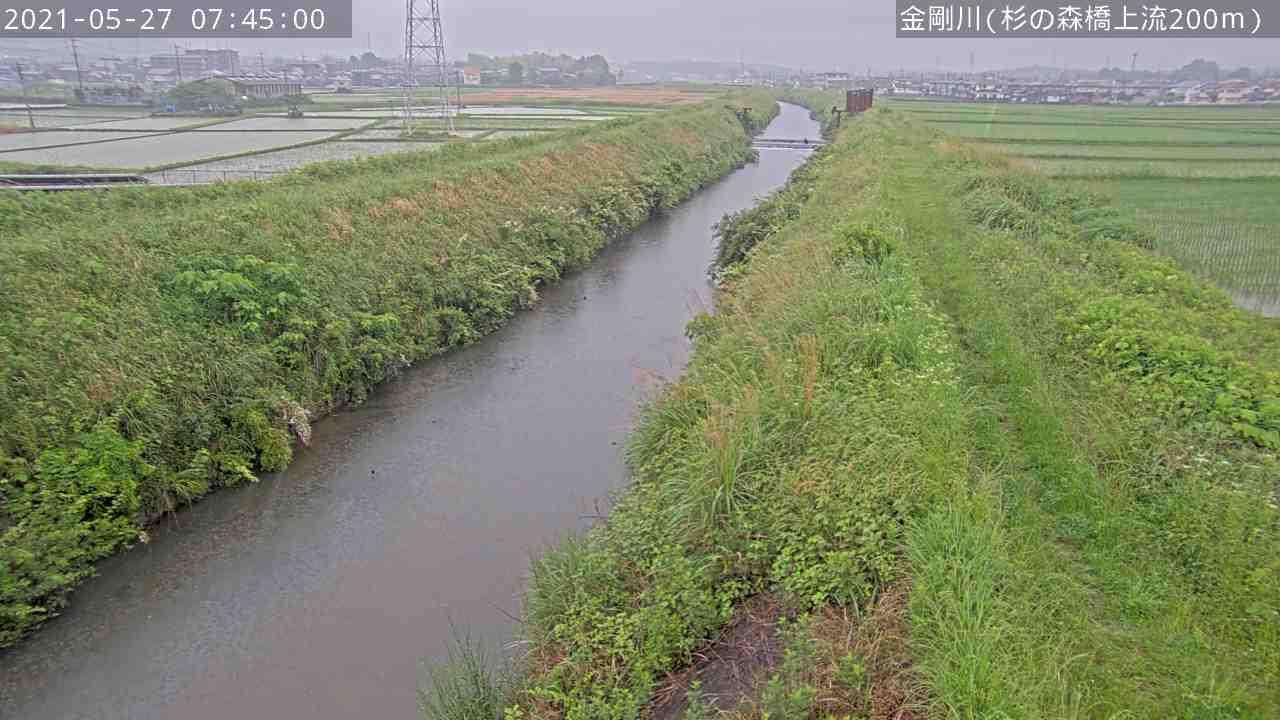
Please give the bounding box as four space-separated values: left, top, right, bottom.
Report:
0 103 819 720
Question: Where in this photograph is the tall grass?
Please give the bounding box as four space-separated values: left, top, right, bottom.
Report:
488 99 1280 719
0 91 778 648
487 108 968 720
420 630 510 720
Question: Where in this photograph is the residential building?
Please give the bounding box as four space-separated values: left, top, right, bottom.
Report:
187 49 240 74
226 74 302 98
149 52 206 77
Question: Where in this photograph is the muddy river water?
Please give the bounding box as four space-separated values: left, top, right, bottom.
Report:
0 103 820 720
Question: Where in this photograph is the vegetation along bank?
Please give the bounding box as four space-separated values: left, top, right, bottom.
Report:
426 93 1279 719
0 91 778 647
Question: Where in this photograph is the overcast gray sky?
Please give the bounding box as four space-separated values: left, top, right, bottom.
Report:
407 1 1278 70
5 2 1276 70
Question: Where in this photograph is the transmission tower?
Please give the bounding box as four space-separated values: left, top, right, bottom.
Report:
402 0 454 133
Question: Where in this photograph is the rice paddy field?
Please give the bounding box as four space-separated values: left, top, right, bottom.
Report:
889 98 1280 316
0 92 676 180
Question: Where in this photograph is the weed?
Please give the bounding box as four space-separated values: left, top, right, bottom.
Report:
0 92 780 647
420 630 510 720
758 616 820 720
503 97 1280 719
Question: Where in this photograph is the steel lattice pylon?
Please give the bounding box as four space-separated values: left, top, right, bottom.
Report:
402 0 454 133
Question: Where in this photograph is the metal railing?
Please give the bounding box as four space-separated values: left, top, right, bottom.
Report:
145 168 288 185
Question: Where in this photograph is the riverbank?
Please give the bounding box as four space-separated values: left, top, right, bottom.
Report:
452 97 1279 718
0 92 777 648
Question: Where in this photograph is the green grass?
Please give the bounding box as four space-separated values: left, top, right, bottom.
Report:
0 91 778 648
426 97 1279 720
886 97 1280 123
0 159 118 174
418 630 511 720
1021 158 1280 178
985 143 1280 161
894 99 1280 314
890 132 1279 717
919 121 1280 145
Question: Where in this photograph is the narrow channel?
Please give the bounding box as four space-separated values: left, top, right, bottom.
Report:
0 103 819 720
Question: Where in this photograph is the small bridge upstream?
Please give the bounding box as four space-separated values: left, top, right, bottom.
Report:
752 136 825 150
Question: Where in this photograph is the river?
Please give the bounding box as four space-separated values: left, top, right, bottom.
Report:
0 103 819 720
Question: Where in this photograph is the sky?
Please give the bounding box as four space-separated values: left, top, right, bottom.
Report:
3 2 1276 71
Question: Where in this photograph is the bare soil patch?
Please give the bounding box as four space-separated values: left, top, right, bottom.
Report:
647 582 926 720
648 595 791 720
811 581 927 720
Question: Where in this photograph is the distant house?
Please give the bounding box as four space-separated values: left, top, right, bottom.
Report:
815 72 852 89
534 67 562 84
226 75 303 99
1216 79 1252 103
150 52 206 77
286 62 327 80
1185 85 1214 104
146 68 179 88
462 67 482 86
350 69 389 87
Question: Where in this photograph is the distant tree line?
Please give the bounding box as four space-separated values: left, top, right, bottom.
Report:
465 52 615 86
1097 58 1260 83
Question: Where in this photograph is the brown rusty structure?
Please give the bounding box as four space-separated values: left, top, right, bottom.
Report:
846 88 875 113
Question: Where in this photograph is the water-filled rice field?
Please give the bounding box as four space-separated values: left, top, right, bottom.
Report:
0 100 636 173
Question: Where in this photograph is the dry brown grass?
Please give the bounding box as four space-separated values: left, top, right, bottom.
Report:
324 208 354 243
644 584 926 720
810 581 928 720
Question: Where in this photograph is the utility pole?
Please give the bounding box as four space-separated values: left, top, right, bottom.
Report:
1130 52 1139 75
455 66 463 109
15 63 36 129
259 51 266 74
69 38 85 95
174 44 183 83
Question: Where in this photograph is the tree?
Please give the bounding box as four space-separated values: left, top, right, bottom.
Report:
1173 58 1221 82
164 79 237 111
507 62 524 85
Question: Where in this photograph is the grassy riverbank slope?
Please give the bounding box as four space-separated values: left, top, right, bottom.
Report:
889 98 1280 314
441 100 1280 719
0 92 777 647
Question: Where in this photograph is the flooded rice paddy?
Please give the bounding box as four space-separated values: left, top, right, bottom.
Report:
1 104 622 175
